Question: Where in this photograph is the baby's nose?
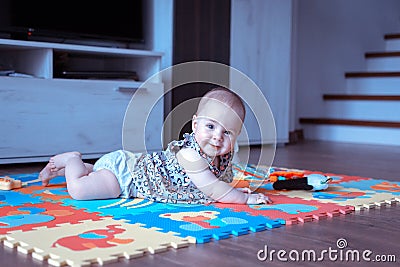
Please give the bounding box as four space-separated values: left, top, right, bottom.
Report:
213 130 223 141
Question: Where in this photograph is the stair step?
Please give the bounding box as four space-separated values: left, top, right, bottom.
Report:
384 33 400 50
302 33 400 145
346 77 400 91
299 118 400 128
385 39 400 51
365 51 400 58
323 94 400 100
301 124 400 146
366 56 400 71
345 71 400 78
319 101 399 121
384 33 400 40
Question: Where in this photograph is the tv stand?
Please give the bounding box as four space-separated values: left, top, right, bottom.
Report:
0 38 164 163
59 70 139 80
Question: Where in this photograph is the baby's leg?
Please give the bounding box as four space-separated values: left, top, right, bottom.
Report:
51 152 121 200
40 153 93 186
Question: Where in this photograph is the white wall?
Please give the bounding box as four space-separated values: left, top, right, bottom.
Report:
146 0 173 70
295 0 400 129
146 0 174 144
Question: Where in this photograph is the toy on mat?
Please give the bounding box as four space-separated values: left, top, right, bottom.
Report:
268 171 305 182
0 176 41 190
272 174 331 191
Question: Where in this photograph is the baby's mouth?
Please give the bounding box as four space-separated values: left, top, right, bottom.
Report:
209 144 220 150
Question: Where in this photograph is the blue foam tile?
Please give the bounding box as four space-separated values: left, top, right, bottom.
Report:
0 190 43 207
197 234 213 243
339 179 400 196
213 231 232 240
61 197 180 219
119 205 279 243
9 172 40 181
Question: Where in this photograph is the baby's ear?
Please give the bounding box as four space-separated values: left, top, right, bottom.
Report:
192 115 198 131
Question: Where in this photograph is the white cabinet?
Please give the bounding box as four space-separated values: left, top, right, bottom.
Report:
0 39 164 163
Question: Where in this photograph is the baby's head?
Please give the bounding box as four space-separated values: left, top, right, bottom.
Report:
192 87 246 157
196 87 246 122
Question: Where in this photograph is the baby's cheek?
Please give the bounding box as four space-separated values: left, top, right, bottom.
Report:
229 138 236 148
226 141 234 152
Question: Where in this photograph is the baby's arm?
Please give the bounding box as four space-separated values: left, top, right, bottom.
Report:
176 148 271 204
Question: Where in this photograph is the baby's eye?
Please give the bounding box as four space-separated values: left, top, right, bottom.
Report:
206 124 214 130
224 130 232 135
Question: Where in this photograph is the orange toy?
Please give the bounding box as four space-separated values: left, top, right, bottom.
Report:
269 171 304 182
0 176 41 190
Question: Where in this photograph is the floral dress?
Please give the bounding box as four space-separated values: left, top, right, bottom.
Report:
127 132 233 204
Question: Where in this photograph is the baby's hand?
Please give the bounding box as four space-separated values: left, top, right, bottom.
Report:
236 187 252 194
246 193 273 205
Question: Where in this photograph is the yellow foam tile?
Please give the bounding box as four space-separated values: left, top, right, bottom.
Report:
4 217 193 267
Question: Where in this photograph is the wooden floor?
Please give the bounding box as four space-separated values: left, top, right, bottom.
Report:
0 140 399 266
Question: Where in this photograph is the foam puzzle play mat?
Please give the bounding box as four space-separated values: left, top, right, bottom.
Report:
0 163 399 266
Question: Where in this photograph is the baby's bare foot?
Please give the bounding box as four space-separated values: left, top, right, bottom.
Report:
49 152 81 172
39 162 63 186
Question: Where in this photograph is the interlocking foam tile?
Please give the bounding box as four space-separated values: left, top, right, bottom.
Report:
118 204 281 243
0 202 103 236
3 217 192 267
0 190 43 207
15 176 71 203
275 185 398 211
2 166 398 266
19 183 70 202
0 172 50 207
233 164 372 185
236 165 399 211
215 195 354 225
61 197 179 219
338 179 400 197
298 170 372 184
8 172 41 181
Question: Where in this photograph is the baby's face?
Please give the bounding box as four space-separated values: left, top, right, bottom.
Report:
192 100 243 157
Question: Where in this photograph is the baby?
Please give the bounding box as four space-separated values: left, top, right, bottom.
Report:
39 87 272 205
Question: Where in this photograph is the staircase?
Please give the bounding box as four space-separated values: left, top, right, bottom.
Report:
299 33 400 146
